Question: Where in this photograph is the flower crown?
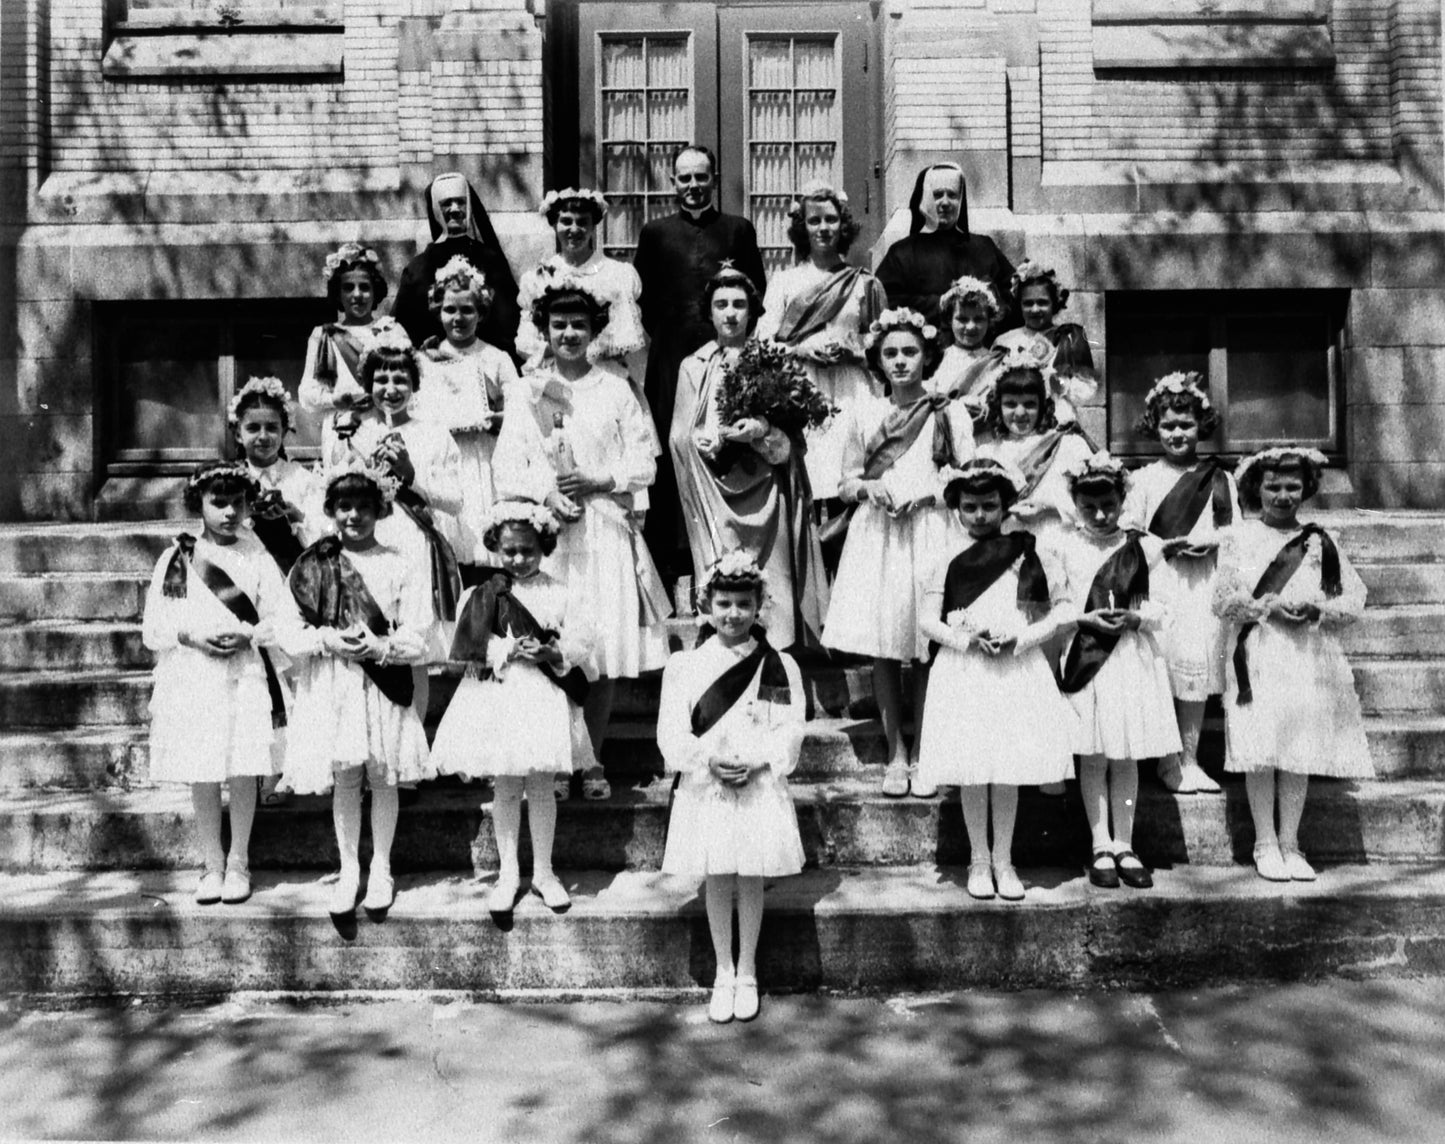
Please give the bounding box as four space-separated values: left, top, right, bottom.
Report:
940 457 1030 500
187 460 260 502
996 340 1057 381
326 456 400 507
1063 449 1129 490
432 255 491 300
1235 446 1328 486
866 308 938 349
535 272 607 310
322 242 382 287
939 275 1001 319
699 551 768 600
788 180 849 217
485 499 561 538
1010 259 1063 298
367 323 415 356
1143 370 1212 410
227 375 294 426
539 187 608 218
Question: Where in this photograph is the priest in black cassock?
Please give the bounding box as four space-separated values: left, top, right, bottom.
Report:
633 145 768 577
391 172 522 361
876 162 1017 335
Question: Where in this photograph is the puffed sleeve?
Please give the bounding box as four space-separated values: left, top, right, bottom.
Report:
141 548 185 653
298 326 335 414
1212 527 1270 623
759 652 807 779
1317 532 1367 628
656 652 707 774
593 262 648 361
410 426 464 517
607 383 658 495
492 381 559 503
1119 471 1150 533
557 588 600 682
385 556 433 664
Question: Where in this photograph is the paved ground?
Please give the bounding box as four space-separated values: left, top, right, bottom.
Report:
3 980 1445 1143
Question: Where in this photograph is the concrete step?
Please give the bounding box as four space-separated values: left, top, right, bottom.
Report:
1357 564 1445 607
0 622 151 673
1352 657 1445 716
1343 606 1445 657
0 522 176 576
1 778 1441 874
3 862 1444 996
0 574 149 623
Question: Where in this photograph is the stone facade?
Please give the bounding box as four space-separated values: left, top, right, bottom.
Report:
1 0 1442 519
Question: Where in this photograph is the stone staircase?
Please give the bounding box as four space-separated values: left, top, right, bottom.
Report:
3 513 1445 997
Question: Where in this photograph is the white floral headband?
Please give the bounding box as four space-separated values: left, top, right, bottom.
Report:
1010 259 1060 295
227 375 294 427
940 458 1030 500
866 308 938 349
1235 446 1329 486
1143 371 1212 410
326 456 400 507
367 323 415 356
322 242 383 288
433 254 491 298
939 275 1001 319
699 551 768 600
1064 449 1129 490
996 341 1057 381
788 181 849 216
540 187 608 218
187 461 260 502
485 500 562 538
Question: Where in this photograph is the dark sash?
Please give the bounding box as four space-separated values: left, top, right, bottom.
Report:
1148 461 1233 542
250 512 304 575
1059 531 1150 695
288 537 415 708
930 532 1050 661
941 346 1004 403
448 568 590 708
1015 423 1085 499
862 392 959 480
1046 323 1094 377
772 265 871 347
689 627 792 737
1232 524 1342 706
393 485 462 622
313 325 366 387
162 535 287 728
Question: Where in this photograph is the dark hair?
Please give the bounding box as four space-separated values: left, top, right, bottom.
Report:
545 196 606 226
323 473 389 518
482 517 559 558
326 258 388 309
786 191 860 258
359 345 422 393
530 285 611 335
672 143 718 179
1134 384 1220 440
703 572 765 605
864 323 941 384
1237 453 1322 510
231 388 293 437
699 268 765 335
184 464 259 515
985 367 1058 434
943 470 1018 512
1012 268 1068 314
1068 471 1128 501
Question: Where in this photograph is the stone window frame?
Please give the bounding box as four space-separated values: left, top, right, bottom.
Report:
1092 0 1335 73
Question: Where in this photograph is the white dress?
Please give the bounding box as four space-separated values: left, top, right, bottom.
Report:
978 430 1094 547
1054 527 1183 760
429 570 598 778
659 637 807 878
1122 461 1241 700
245 457 325 549
280 543 434 793
143 533 295 783
822 392 974 662
492 366 671 678
991 326 1097 426
929 344 998 414
1213 519 1373 778
757 262 885 500
299 316 406 461
915 543 1077 787
416 338 518 562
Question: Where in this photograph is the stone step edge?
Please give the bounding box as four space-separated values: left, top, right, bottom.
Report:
4 863 1445 995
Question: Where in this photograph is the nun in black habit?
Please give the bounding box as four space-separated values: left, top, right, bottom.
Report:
875 163 1018 335
391 172 522 361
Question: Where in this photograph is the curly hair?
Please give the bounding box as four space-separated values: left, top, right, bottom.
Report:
326 256 388 309
1237 454 1322 510
984 367 1057 435
864 323 941 384
699 267 765 335
323 472 390 518
702 570 766 607
1134 384 1220 441
530 285 611 335
1012 266 1068 314
1068 469 1128 501
786 190 861 258
482 517 559 558
183 465 259 515
943 469 1019 512
427 272 494 318
359 344 422 393
545 195 606 227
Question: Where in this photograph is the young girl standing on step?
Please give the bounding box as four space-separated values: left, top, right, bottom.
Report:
1122 373 1239 795
143 461 296 905
992 261 1097 428
929 275 1003 424
230 376 322 575
430 501 597 914
1055 452 1182 890
822 308 974 800
1212 447 1372 883
281 464 435 916
916 459 1076 901
659 553 806 1024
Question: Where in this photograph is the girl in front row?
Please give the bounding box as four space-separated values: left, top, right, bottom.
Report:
1213 447 1372 882
659 553 806 1024
144 462 294 905
822 308 974 800
431 501 597 914
282 463 435 917
1123 373 1238 795
1055 452 1181 890
916 459 1076 901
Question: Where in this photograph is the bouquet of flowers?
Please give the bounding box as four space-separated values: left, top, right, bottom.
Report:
716 340 835 439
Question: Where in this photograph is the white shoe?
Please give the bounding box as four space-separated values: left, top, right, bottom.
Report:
1178 762 1221 794
362 870 395 912
1253 843 1290 882
488 874 522 913
195 869 224 906
992 862 1025 901
965 860 995 900
220 864 251 904
881 762 910 798
1157 757 1184 792
328 870 361 915
709 971 735 1024
908 766 938 799
1281 848 1317 881
732 975 760 1022
531 874 571 911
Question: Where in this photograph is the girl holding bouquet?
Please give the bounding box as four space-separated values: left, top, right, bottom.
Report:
671 266 830 648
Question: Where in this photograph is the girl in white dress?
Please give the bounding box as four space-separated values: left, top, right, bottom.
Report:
1213 447 1372 883
659 553 806 1024
917 459 1076 901
822 309 974 799
144 462 295 906
992 261 1097 428
282 464 435 917
929 275 1003 425
757 182 886 500
1122 373 1239 795
431 502 597 913
416 255 519 562
493 278 671 797
1055 452 1182 891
